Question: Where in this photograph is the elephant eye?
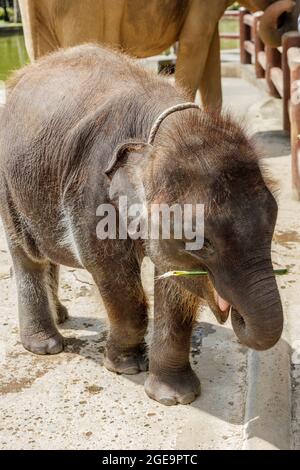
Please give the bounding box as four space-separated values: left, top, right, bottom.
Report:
183 237 214 257
203 238 212 248
202 238 215 254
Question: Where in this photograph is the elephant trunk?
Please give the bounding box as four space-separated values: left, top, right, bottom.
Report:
259 0 296 47
230 264 283 351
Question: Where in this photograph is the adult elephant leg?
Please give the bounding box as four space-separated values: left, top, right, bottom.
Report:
175 0 224 102
89 240 148 375
20 0 59 60
175 31 215 101
145 275 201 406
199 26 222 111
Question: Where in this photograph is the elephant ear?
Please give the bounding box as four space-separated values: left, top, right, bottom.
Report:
105 141 151 179
105 141 151 206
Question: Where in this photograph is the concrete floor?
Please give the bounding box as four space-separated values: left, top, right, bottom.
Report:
0 74 299 450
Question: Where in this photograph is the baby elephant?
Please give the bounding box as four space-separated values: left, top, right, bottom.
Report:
0 45 283 405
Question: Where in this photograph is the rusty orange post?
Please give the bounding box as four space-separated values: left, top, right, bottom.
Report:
282 32 300 133
239 8 251 64
288 47 300 200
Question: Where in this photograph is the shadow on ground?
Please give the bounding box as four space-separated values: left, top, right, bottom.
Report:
58 313 289 449
253 130 291 158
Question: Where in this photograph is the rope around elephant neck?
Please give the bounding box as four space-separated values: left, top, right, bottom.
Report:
147 102 201 145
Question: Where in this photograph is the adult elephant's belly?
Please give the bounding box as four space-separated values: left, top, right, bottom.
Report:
120 19 181 58
53 0 187 58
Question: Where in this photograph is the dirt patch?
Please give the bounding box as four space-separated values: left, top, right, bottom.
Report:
63 337 89 354
274 231 300 245
0 368 48 395
85 385 103 395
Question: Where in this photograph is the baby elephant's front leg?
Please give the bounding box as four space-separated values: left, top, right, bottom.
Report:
90 244 148 375
145 277 200 405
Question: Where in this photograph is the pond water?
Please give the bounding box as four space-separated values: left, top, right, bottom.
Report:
0 34 28 82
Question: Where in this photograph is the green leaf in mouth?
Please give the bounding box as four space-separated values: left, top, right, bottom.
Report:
158 268 288 280
273 268 288 276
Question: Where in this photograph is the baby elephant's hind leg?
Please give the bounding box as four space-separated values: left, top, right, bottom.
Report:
48 263 69 324
12 246 64 355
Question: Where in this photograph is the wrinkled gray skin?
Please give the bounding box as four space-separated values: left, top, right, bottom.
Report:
0 45 283 405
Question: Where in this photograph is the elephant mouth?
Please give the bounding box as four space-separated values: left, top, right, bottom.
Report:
211 288 283 351
212 289 231 324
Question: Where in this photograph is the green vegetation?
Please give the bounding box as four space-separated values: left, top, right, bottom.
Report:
0 7 13 21
0 19 21 26
0 34 28 81
228 2 240 9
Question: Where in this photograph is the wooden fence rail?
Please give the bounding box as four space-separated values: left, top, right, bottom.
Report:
240 8 300 131
288 47 300 199
240 8 300 199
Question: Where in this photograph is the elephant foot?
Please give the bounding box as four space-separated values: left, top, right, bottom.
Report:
104 343 148 375
144 369 200 406
55 302 69 324
21 331 64 355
